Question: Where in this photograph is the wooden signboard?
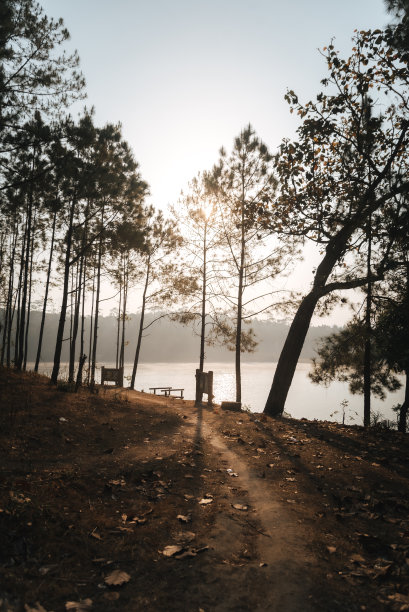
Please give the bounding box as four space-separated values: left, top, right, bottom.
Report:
101 366 124 387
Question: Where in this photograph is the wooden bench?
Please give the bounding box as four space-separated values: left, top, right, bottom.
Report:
149 386 172 395
149 387 184 399
166 388 184 399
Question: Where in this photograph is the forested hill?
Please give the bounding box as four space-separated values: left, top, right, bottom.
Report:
12 311 340 364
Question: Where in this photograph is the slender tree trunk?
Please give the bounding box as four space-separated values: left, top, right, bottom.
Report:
399 262 409 433
363 216 372 427
116 264 122 369
51 198 76 384
23 223 35 371
16 168 34 370
14 224 27 366
196 222 208 405
87 266 96 385
69 258 82 383
90 207 104 388
34 211 56 372
76 253 87 389
199 222 207 373
7 290 17 367
120 262 128 371
1 232 17 366
130 256 150 389
235 194 245 404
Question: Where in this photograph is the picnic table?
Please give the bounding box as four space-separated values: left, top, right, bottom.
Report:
149 387 184 399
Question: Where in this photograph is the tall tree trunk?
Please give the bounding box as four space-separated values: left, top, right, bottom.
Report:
116 263 122 369
90 207 104 389
51 198 76 384
1 231 17 366
130 256 150 389
235 195 245 404
196 222 208 405
23 223 35 371
87 266 96 385
399 262 409 433
34 210 56 372
120 262 128 371
363 216 372 427
199 221 207 373
7 290 18 367
69 258 82 383
14 223 27 366
76 253 87 389
16 167 34 371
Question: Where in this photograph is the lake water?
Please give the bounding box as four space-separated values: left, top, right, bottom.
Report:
34 361 404 426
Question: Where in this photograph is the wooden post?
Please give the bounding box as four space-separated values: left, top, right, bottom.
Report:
195 369 214 407
195 369 201 406
207 370 213 406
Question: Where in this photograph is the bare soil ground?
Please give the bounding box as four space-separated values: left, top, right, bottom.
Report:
1 369 409 611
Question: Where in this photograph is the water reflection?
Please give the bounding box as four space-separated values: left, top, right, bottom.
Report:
31 361 403 426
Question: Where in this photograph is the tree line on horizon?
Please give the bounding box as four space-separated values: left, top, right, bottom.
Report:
0 0 408 430
2 309 338 366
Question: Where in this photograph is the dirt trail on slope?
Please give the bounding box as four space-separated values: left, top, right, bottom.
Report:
1 371 408 611
204 422 316 610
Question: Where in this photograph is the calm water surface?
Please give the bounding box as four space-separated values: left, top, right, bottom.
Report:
35 361 404 426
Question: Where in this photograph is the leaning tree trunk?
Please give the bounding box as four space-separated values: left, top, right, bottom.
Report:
130 257 150 389
264 290 321 416
264 213 364 417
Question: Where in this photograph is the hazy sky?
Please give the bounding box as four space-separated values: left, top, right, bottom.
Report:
40 0 389 210
39 0 391 323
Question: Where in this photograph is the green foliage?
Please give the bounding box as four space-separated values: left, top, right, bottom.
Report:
1 0 85 127
310 318 401 399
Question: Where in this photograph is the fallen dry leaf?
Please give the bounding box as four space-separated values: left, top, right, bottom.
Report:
161 545 183 557
104 570 131 586
177 514 191 523
199 498 213 505
65 599 92 611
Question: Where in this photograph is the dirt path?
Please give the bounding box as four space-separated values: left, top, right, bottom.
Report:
175 404 318 611
205 422 316 611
